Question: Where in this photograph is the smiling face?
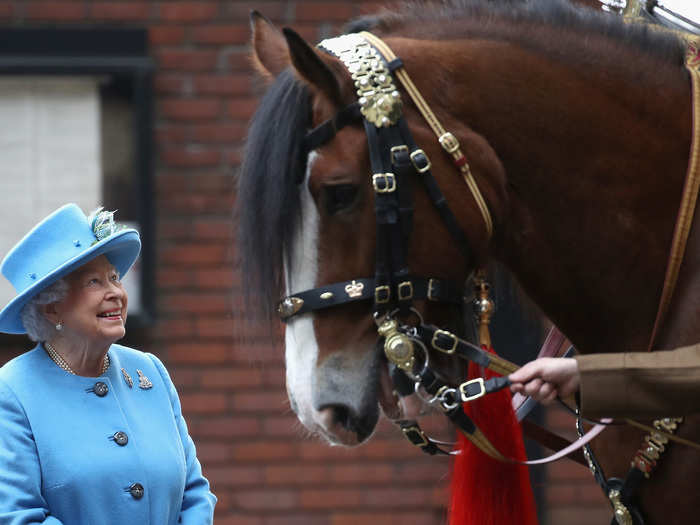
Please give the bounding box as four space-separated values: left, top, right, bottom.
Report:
49 255 128 349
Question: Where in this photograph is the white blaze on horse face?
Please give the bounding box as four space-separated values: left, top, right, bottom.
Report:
284 152 321 433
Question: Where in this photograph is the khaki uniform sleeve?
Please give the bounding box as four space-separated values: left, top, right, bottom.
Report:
574 343 700 419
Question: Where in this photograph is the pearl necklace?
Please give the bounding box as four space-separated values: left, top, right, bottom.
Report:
44 342 110 376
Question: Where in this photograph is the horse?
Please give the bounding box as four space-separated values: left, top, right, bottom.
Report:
237 1 700 523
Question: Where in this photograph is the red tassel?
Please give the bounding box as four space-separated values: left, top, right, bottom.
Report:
449 348 538 525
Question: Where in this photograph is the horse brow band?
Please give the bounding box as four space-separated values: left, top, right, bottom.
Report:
303 102 362 152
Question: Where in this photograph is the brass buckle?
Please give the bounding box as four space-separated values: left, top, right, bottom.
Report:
372 173 396 193
375 285 391 304
390 145 409 165
459 378 486 402
438 131 460 153
409 149 431 173
431 329 458 354
427 278 438 301
397 281 413 301
401 424 429 447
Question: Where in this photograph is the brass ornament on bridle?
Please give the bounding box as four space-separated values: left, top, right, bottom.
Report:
318 33 402 128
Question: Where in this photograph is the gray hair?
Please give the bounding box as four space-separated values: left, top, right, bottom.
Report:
20 278 70 342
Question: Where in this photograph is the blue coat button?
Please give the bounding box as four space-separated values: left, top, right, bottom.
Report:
129 483 144 500
113 431 128 446
93 382 108 397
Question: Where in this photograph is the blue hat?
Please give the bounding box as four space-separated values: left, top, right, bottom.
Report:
0 203 141 334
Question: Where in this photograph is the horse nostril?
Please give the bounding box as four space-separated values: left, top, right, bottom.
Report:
322 404 371 443
331 405 351 429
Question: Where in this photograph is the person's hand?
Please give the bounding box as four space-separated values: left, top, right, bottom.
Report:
508 357 580 404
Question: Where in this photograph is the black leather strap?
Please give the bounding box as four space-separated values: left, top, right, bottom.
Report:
304 102 362 152
279 276 463 321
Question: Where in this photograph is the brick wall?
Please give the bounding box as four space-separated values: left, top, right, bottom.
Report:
0 1 609 524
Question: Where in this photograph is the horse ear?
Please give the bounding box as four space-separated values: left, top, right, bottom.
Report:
282 27 344 107
250 10 290 79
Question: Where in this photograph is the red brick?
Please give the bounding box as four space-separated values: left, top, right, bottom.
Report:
193 73 251 98
228 52 256 72
156 268 194 288
193 269 235 290
331 512 441 525
191 416 261 438
261 416 299 437
190 123 246 143
299 489 363 509
264 465 328 485
191 24 250 45
195 319 235 338
149 25 186 46
26 2 86 20
160 243 228 265
156 49 218 71
195 441 233 463
206 465 264 487
213 515 262 525
295 2 353 22
193 220 233 239
233 489 297 510
231 441 297 461
330 464 394 483
155 124 189 145
162 148 222 168
545 482 609 505
231 391 288 413
198 367 263 388
161 98 221 120
226 2 287 22
90 2 151 20
230 343 284 365
153 318 196 339
168 343 231 364
180 392 227 414
193 73 250 95
159 192 234 214
227 98 259 121
159 2 218 22
154 74 189 95
160 294 232 315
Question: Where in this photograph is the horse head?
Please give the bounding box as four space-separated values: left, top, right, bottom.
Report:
239 12 509 445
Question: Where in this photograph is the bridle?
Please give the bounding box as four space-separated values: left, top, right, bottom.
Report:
276 31 577 462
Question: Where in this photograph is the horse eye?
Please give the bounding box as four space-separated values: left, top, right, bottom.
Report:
323 184 359 215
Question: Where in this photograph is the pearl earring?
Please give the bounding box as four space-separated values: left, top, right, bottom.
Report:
55 322 63 331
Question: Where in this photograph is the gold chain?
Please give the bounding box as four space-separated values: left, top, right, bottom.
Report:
44 342 110 376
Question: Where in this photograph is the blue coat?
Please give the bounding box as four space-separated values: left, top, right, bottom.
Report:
0 344 216 524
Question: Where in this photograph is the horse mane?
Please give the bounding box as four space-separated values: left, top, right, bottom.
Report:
237 0 686 316
237 69 310 317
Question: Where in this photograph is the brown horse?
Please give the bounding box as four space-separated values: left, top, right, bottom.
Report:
238 1 700 522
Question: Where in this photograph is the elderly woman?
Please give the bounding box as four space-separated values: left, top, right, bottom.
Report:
0 204 216 524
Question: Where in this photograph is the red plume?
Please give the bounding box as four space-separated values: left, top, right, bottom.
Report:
449 348 538 525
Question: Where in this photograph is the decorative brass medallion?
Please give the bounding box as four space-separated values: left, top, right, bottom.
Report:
318 33 402 127
278 297 304 318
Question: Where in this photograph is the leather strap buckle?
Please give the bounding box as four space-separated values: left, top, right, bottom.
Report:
401 424 429 447
372 173 396 193
390 145 409 165
410 149 431 173
397 280 413 300
375 285 391 304
427 278 438 301
459 378 486 402
431 329 458 354
438 131 460 153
